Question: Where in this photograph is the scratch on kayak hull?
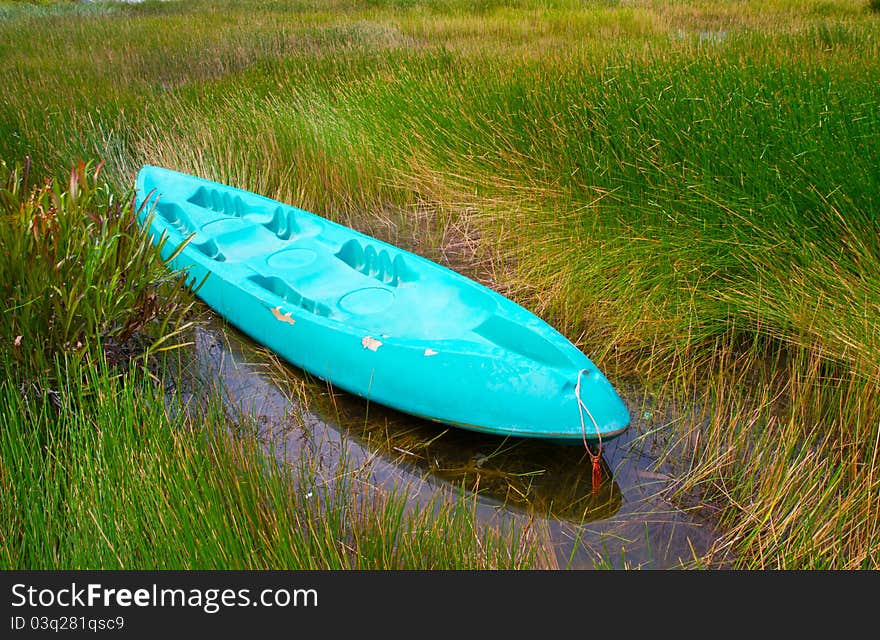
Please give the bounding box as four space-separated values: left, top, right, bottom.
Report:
271 306 296 325
362 336 383 351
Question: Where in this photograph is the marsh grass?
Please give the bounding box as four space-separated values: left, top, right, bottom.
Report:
0 156 197 378
2 0 879 567
650 341 880 569
0 356 541 569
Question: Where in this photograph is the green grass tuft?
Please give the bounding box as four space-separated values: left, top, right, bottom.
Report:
0 156 197 378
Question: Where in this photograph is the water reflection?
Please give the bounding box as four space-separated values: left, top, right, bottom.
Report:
311 392 624 524
185 315 727 569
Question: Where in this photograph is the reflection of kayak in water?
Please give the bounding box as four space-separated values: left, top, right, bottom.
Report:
305 385 623 524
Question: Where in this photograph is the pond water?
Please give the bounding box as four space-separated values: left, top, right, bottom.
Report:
184 313 728 569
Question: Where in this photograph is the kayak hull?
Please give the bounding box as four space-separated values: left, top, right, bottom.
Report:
135 166 630 443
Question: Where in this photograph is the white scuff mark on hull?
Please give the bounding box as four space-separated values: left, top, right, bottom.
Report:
270 306 295 325
362 336 382 351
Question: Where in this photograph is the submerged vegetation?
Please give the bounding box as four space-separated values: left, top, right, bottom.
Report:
1 0 879 568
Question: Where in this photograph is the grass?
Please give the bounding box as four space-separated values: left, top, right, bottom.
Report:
0 157 197 376
1 0 879 568
0 355 540 569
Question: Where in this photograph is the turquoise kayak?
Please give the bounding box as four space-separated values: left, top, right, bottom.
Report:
135 166 630 443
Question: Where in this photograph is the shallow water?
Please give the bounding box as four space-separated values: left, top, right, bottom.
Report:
184 313 726 569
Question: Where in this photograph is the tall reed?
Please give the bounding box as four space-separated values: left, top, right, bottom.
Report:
0 356 542 569
0 157 196 378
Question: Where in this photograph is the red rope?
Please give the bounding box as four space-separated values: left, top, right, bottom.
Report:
588 443 603 493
